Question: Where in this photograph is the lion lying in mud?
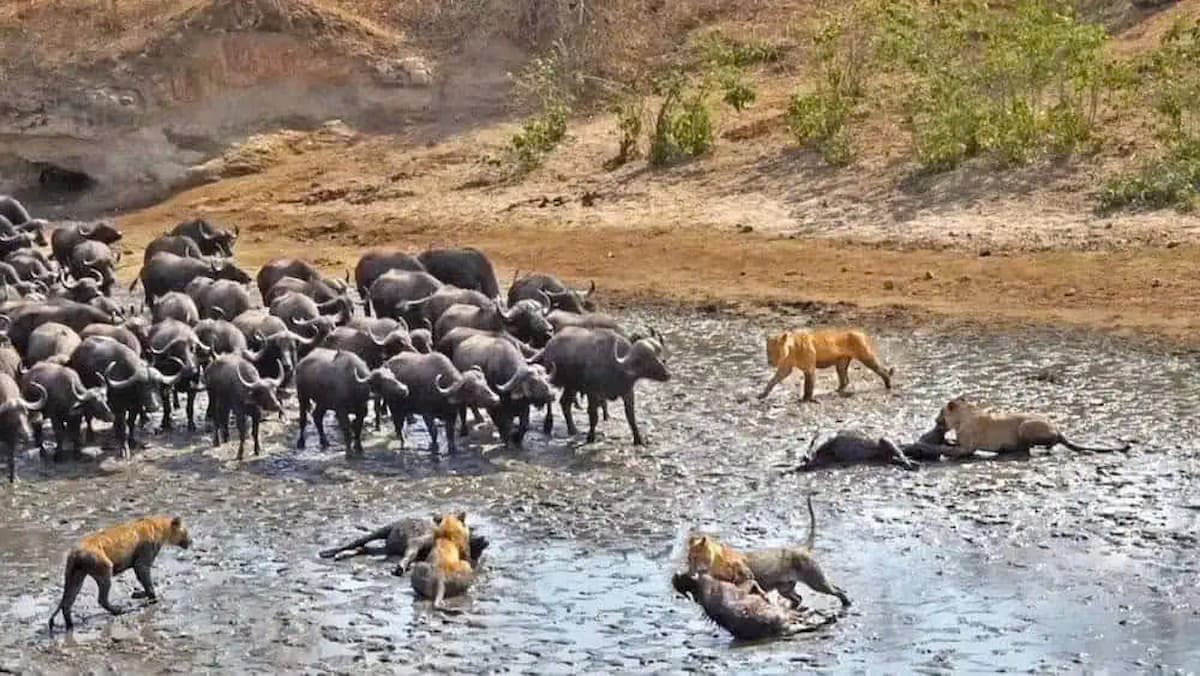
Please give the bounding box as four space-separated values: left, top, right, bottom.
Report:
758 329 893 402
934 396 1131 456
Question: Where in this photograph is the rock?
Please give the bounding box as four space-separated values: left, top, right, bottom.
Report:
372 56 434 87
883 280 896 291
1151 278 1163 288
1064 287 1077 297
736 224 753 234
979 249 992 257
923 270 935 280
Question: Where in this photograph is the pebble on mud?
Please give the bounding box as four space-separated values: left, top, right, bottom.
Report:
883 280 896 290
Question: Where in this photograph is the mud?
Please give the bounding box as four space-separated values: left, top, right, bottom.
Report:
1 308 1198 673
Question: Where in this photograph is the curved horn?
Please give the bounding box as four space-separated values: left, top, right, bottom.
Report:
495 366 525 393
18 382 47 412
154 357 187 385
262 360 284 390
233 224 240 240
149 335 188 356
365 323 389 346
60 274 80 290
78 221 97 236
0 314 10 333
285 328 316 347
0 232 26 244
585 280 596 297
68 376 89 402
349 360 371 384
209 305 226 320
104 361 140 390
613 339 632 366
84 267 104 283
434 372 462 396
235 362 260 388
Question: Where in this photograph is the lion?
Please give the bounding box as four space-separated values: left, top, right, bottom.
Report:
758 329 893 402
686 534 770 599
410 512 476 611
48 516 192 632
935 396 1131 456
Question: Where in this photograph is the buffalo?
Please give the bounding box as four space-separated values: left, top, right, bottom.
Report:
50 220 122 265
368 269 443 327
354 250 425 315
509 272 597 314
434 299 552 347
418 247 500 299
24 322 81 366
294 348 409 456
68 336 182 456
185 278 253 321
448 334 554 448
203 354 284 460
382 353 499 453
0 373 46 482
133 253 252 311
152 291 201 325
531 328 669 445
21 362 113 461
169 218 239 257
144 234 203 263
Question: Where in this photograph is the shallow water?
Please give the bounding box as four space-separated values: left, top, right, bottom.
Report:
1 309 1198 674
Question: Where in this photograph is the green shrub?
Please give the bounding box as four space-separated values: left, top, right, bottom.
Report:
509 52 573 171
1098 136 1200 214
648 72 715 166
1096 19 1200 212
785 12 868 165
877 0 1109 171
717 67 757 112
610 96 645 167
699 31 782 68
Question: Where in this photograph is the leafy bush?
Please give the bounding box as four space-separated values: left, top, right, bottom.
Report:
1098 20 1200 213
699 31 782 68
649 72 715 166
785 13 869 166
610 96 645 167
509 50 573 171
717 67 757 112
877 0 1109 171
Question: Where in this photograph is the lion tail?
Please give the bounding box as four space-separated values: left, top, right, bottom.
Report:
1059 436 1131 454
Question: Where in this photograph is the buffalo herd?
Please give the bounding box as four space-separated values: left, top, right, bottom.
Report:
0 195 671 482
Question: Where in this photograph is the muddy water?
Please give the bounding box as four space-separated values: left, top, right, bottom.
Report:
2 309 1199 674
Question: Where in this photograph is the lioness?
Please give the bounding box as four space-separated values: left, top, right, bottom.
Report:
758 329 893 402
410 512 477 611
935 396 1131 456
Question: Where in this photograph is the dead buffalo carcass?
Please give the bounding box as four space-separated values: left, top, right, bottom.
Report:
203 354 284 460
294 348 409 457
531 327 670 445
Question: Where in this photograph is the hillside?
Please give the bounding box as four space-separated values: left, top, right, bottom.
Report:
4 0 1200 343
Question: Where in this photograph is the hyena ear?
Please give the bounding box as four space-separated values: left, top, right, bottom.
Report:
170 516 183 529
455 511 467 524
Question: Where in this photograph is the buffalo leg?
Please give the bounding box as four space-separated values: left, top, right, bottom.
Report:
6 444 13 483
458 406 469 437
67 417 83 458
513 404 530 448
601 401 610 421
559 389 578 436
159 385 174 432
623 391 644 446
186 386 197 432
235 411 249 461
296 396 310 449
353 408 366 455
585 395 600 444
335 410 354 456
423 414 440 453
32 418 45 459
442 412 458 453
251 410 263 457
314 407 330 449
542 402 554 436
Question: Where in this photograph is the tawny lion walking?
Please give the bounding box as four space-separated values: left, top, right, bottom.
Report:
758 329 893 402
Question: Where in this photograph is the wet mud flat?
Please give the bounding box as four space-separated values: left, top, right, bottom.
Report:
1 308 1199 674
